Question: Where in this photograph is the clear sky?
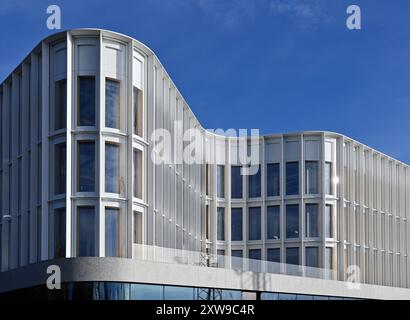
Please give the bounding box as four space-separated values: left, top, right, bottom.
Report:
1 0 409 164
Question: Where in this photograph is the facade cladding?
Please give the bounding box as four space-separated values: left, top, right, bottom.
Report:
0 29 409 293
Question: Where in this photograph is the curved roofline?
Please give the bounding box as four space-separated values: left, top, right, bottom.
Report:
1 29 409 167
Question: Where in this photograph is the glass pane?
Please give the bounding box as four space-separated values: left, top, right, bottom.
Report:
217 165 225 198
306 247 319 268
325 205 333 238
163 286 194 300
54 208 66 258
131 284 163 300
267 248 280 263
266 163 280 197
78 207 95 257
78 142 95 192
248 165 261 198
105 143 120 193
231 250 243 270
286 162 299 195
55 143 66 195
105 79 120 129
286 247 299 265
133 211 142 244
248 207 261 240
286 204 299 239
305 204 319 238
133 87 143 136
231 208 243 241
305 161 318 194
231 166 242 198
78 77 95 126
325 247 333 270
55 79 66 130
267 206 280 240
217 207 225 241
248 249 261 260
325 162 332 195
133 149 142 198
105 208 120 257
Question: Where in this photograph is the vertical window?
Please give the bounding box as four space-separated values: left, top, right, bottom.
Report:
54 208 66 258
105 143 120 194
231 208 243 241
105 208 120 257
133 149 142 199
305 204 319 238
231 166 242 199
266 163 280 197
54 79 66 130
217 207 225 241
306 247 319 268
305 161 318 194
325 205 333 238
231 250 243 270
267 248 280 263
133 87 143 136
78 141 95 192
248 249 261 260
325 162 332 195
286 247 299 265
78 76 95 126
248 165 261 198
133 211 142 244
78 207 95 257
217 165 225 198
286 204 299 239
105 79 120 129
325 247 333 269
54 143 66 195
286 162 299 195
248 207 261 240
267 206 280 240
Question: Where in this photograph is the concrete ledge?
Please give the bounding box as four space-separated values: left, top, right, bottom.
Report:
1 257 410 300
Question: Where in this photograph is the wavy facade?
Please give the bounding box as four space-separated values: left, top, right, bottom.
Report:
0 29 409 295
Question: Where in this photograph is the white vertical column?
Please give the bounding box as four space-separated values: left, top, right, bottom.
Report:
66 32 73 258
98 31 104 257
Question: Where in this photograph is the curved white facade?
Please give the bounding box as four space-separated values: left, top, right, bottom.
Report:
0 29 409 290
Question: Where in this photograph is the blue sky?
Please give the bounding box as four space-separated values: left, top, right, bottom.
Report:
1 0 410 163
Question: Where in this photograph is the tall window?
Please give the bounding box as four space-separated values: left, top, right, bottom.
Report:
267 206 280 240
217 207 225 241
231 208 243 241
248 207 261 240
305 161 318 194
267 248 280 263
54 79 66 130
133 149 142 199
325 247 333 269
133 87 143 136
78 76 95 126
78 207 95 257
248 165 261 198
105 143 120 194
325 162 333 195
78 141 95 192
54 143 66 195
105 208 121 257
231 250 243 270
105 79 120 129
133 211 142 244
266 163 280 197
286 247 299 265
231 166 242 199
217 165 225 198
54 208 66 258
325 205 333 238
305 204 319 238
306 247 319 268
286 162 299 195
286 204 299 239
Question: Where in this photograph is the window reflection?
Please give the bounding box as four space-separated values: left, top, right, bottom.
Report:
78 141 95 192
286 162 299 195
105 143 120 194
105 79 120 129
78 76 95 126
248 207 261 240
286 204 299 239
266 163 280 197
231 208 243 241
248 165 261 198
231 166 242 198
78 206 95 257
105 208 120 257
267 206 280 240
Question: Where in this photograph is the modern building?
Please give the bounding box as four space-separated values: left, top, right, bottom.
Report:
0 29 409 300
